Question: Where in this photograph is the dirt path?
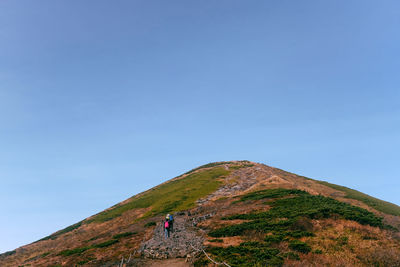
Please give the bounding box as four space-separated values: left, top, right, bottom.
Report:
146 258 190 267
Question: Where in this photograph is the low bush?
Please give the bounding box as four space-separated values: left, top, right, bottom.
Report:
283 252 300 260
207 244 283 267
92 239 118 248
289 240 311 254
144 221 156 227
58 247 90 256
238 188 308 202
208 239 223 243
112 232 135 239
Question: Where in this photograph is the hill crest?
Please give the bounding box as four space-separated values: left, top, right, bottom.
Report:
1 161 400 266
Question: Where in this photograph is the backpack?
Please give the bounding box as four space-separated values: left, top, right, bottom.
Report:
164 220 169 229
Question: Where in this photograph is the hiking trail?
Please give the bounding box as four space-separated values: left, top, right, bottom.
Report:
138 213 204 259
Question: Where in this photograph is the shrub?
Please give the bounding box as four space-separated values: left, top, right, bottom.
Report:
58 247 90 256
314 249 323 254
238 188 308 202
283 252 300 260
289 240 311 254
144 221 156 227
336 236 348 246
265 234 285 243
112 232 135 239
206 244 283 267
208 239 223 243
92 239 118 248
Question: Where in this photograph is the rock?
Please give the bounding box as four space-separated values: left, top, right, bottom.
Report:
138 215 204 259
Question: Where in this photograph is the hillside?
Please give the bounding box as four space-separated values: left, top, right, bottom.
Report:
1 161 400 266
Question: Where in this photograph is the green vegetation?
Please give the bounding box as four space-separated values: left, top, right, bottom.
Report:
208 238 223 243
0 250 16 257
315 180 400 216
58 247 90 256
288 240 311 253
89 167 230 223
221 191 383 229
59 238 119 257
314 249 323 254
92 239 118 248
144 221 156 227
41 252 50 257
37 221 83 242
207 243 283 267
237 188 308 202
76 257 95 265
112 232 135 239
204 188 386 266
283 252 300 260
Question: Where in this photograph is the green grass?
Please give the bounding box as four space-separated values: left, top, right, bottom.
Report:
315 180 400 216
89 167 230 223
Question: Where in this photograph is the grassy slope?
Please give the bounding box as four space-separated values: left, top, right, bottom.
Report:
315 180 400 216
200 188 397 267
36 162 248 243
88 166 231 223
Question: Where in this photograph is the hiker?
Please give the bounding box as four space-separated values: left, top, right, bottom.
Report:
164 218 170 238
168 214 174 233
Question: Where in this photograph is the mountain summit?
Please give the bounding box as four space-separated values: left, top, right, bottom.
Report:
2 161 400 266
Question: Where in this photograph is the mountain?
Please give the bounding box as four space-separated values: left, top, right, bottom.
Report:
1 161 400 266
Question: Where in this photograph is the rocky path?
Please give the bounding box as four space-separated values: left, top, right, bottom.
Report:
138 214 204 260
146 258 189 267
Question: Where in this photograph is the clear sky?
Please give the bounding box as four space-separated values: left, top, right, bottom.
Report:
0 0 399 253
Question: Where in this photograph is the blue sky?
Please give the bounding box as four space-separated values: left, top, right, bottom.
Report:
0 0 399 253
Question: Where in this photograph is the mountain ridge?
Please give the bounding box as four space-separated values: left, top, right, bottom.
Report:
2 161 400 266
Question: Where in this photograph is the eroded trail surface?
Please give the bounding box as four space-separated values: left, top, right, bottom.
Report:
146 258 189 267
138 214 203 259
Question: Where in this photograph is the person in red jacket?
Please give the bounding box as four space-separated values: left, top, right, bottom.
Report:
164 218 170 238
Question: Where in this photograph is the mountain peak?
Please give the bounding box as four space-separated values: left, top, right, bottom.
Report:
2 162 400 266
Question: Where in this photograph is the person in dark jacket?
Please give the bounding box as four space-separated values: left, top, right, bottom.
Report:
168 214 174 233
